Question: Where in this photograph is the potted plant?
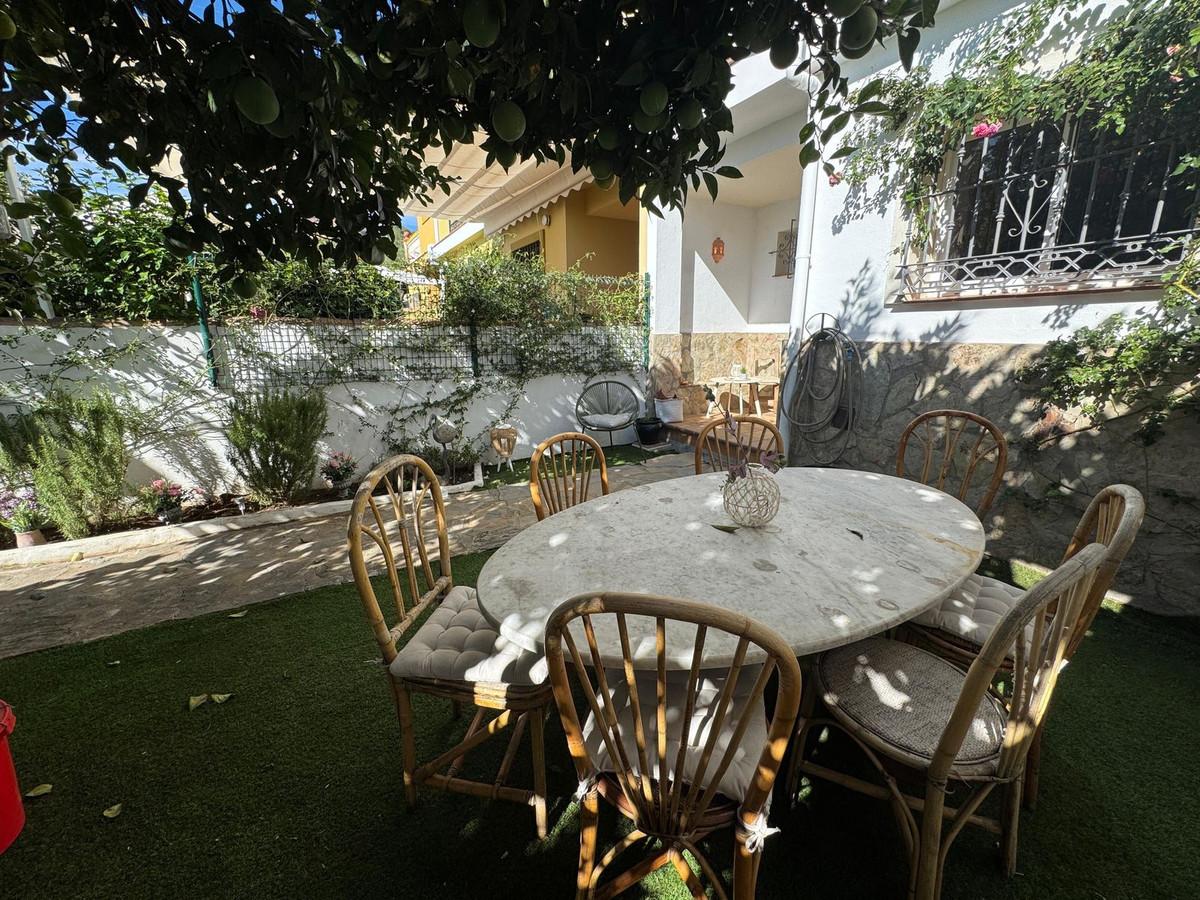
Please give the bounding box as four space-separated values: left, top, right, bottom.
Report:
718 411 783 528
0 486 47 548
320 451 358 495
635 409 665 445
654 388 684 424
140 478 187 525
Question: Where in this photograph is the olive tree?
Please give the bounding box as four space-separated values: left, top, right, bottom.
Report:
0 0 935 312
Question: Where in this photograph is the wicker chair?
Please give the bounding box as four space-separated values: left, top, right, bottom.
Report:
529 431 609 521
347 455 552 836
794 544 1107 900
896 410 1008 518
545 593 802 900
694 414 784 476
905 483 1145 806
576 379 640 447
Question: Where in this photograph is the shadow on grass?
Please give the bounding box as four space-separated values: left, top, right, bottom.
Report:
0 551 1196 899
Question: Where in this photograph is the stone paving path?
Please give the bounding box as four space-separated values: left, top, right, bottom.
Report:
0 452 696 660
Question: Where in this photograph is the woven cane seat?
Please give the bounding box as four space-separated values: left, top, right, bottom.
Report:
816 637 1006 771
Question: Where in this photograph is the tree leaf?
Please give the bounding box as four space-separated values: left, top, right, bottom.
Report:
211 693 234 704
102 803 123 819
710 523 740 534
188 694 209 711
715 166 743 179
226 610 248 618
24 783 53 798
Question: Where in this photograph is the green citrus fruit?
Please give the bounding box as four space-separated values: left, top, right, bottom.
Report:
639 81 668 116
232 274 259 299
840 5 878 50
594 175 615 190
826 0 864 18
769 32 799 69
839 36 873 59
632 108 666 134
463 0 501 49
590 157 613 181
0 11 16 41
491 100 526 142
234 77 280 125
677 98 703 130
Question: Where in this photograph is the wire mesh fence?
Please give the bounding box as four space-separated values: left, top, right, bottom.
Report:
210 270 649 391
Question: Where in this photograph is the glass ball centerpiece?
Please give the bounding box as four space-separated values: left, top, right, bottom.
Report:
723 463 781 527
717 410 783 528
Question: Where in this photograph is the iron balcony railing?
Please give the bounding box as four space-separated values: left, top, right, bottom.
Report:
898 116 1199 300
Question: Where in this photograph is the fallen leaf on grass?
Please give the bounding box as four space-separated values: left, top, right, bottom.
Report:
847 529 864 540
105 660 120 667
709 524 740 534
226 610 248 619
211 693 234 704
188 694 209 711
102 803 122 819
24 784 52 798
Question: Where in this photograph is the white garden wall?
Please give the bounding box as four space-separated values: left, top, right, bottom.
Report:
0 322 645 495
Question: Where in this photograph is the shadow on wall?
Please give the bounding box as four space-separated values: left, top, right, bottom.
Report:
786 262 1200 618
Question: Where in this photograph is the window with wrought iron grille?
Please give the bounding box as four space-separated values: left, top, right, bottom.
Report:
897 113 1199 300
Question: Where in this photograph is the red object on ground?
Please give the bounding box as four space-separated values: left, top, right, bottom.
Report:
0 700 24 854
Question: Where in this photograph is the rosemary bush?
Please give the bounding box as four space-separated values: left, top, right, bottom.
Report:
0 391 132 540
226 389 327 504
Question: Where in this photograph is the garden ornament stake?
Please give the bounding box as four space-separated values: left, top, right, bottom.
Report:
428 415 462 482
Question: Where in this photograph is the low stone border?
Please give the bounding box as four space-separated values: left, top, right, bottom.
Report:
0 498 355 569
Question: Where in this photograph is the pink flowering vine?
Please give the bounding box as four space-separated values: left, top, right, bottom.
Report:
971 120 1003 139
827 170 844 187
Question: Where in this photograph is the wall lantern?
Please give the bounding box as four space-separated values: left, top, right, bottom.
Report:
711 236 725 264
539 212 552 227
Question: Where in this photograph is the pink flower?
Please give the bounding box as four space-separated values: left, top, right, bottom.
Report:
249 305 267 321
151 479 165 490
971 121 1003 139
828 170 844 187
1169 73 1184 83
1167 44 1183 56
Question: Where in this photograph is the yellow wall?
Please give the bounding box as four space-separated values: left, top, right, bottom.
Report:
499 183 637 275
406 216 452 261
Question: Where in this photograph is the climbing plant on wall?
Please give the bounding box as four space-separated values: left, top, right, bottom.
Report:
839 0 1200 445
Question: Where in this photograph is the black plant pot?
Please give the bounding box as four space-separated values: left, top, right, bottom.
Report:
635 416 665 445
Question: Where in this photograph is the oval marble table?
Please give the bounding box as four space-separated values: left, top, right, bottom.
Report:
476 468 986 669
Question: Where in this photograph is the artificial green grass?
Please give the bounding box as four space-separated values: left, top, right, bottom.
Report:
1 553 1197 898
482 443 664 489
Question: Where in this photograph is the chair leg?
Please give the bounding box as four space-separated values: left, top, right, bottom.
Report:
394 684 419 806
670 847 707 900
732 830 758 899
1001 779 1022 877
1023 725 1043 810
577 788 600 899
530 706 548 839
914 786 946 900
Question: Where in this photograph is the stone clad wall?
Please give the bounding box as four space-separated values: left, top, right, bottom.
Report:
649 332 787 414
792 340 1199 617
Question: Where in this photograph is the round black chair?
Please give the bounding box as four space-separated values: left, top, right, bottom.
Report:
575 379 639 446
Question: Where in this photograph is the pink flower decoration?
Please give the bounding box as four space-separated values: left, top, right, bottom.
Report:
828 170 844 187
971 121 1003 139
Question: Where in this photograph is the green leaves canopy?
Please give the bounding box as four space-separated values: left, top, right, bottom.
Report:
0 0 935 287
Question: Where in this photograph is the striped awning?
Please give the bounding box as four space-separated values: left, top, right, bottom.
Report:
404 138 592 235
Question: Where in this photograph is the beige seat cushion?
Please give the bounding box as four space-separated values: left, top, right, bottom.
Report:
389 586 547 686
580 412 632 430
817 637 1006 769
583 666 767 804
912 573 1030 649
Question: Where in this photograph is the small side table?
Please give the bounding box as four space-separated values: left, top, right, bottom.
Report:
707 376 781 417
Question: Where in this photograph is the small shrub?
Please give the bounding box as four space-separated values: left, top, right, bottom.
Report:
138 479 187 516
0 485 46 533
319 451 357 485
226 389 327 504
23 391 131 540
